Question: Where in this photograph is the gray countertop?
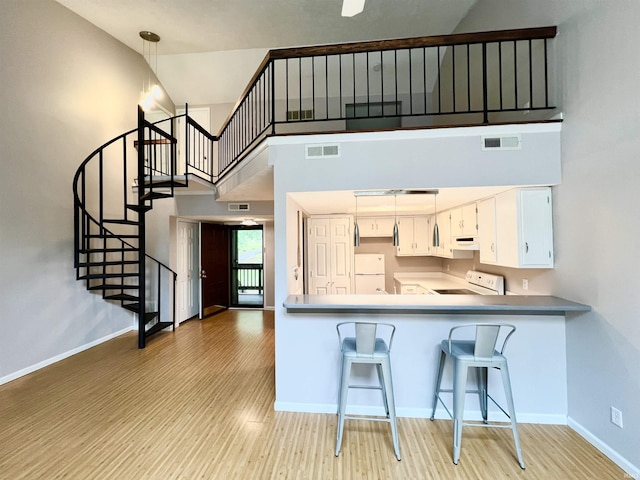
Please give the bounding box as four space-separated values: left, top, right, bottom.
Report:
283 294 591 315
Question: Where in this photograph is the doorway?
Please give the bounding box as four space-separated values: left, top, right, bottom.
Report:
200 223 230 317
230 226 264 308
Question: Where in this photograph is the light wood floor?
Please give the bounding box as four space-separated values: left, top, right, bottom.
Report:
0 310 625 479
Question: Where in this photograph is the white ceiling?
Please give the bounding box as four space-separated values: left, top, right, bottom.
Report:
56 0 477 106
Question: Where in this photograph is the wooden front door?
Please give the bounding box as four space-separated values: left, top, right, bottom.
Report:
200 223 230 318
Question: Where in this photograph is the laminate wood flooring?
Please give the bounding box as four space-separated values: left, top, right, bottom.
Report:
0 310 626 479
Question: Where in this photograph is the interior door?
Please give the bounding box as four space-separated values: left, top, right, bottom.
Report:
199 222 230 318
177 220 199 323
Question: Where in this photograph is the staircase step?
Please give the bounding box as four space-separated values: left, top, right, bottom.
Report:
86 234 140 239
143 180 187 188
145 321 173 337
122 303 158 322
126 204 153 213
140 191 173 201
80 247 139 254
122 302 140 313
102 218 140 225
79 272 139 280
78 260 139 268
87 284 139 291
104 293 139 302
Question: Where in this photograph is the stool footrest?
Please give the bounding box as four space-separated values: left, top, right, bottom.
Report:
344 415 392 423
347 384 383 390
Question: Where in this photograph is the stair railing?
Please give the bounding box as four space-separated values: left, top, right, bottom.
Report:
216 26 558 178
73 108 213 348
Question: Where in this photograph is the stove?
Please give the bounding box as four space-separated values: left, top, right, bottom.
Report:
431 271 505 295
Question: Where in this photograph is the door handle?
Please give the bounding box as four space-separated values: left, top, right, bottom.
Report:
200 269 207 279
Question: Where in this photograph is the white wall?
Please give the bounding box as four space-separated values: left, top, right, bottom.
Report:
0 0 173 381
456 0 640 473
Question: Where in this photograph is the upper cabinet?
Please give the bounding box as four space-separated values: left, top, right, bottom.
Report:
396 216 432 256
359 217 395 238
450 203 478 238
477 197 497 264
491 187 554 268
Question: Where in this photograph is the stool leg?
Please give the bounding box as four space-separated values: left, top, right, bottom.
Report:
380 359 401 461
335 356 351 457
500 362 525 469
376 364 390 417
477 366 488 423
431 349 446 420
452 360 468 465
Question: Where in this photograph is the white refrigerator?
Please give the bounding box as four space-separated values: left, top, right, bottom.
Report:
354 254 386 294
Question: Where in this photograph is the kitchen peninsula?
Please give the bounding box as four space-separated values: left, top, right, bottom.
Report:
276 293 590 425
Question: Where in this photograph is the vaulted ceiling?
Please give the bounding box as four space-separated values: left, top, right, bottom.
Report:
56 0 477 106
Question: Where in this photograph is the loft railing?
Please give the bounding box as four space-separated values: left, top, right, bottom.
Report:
216 26 558 178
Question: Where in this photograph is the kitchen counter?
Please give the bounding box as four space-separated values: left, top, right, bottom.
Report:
276 292 590 424
283 293 591 315
394 272 485 293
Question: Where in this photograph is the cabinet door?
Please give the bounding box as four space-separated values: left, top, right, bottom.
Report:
435 211 451 257
461 203 478 236
374 217 396 236
520 189 554 267
413 216 432 255
477 197 497 264
395 217 415 256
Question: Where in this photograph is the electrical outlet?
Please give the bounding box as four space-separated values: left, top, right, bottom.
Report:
611 406 623 428
522 279 529 291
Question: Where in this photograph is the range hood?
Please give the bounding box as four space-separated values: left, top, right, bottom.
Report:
453 236 480 250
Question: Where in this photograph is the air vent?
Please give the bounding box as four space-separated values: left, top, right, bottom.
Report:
228 203 250 212
481 135 522 151
305 144 341 159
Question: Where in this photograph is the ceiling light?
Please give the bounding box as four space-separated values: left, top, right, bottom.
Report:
354 195 360 247
139 31 161 111
342 0 365 17
393 194 399 247
241 219 258 226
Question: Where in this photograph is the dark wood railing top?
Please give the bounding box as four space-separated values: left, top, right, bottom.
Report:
217 26 557 138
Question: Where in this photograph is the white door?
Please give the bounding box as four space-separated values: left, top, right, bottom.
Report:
177 220 199 323
308 217 352 294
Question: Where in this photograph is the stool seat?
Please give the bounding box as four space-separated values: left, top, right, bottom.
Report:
335 322 401 461
431 323 525 469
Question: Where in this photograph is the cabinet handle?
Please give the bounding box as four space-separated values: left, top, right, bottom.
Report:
525 242 529 253
491 243 494 252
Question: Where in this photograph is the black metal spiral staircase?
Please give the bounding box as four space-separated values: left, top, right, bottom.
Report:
73 107 216 348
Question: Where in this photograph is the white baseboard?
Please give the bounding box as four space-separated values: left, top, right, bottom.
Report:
568 417 639 478
0 326 134 386
274 402 566 425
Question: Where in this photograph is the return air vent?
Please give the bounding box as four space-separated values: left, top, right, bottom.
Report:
305 144 341 159
228 203 250 212
481 135 522 151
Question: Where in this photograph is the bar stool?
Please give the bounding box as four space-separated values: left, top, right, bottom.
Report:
430 323 525 469
335 322 401 460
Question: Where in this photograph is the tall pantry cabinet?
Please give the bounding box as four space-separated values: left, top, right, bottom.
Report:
307 216 353 294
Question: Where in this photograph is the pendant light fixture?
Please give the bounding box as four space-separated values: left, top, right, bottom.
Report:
139 31 162 112
354 195 360 247
433 191 440 247
392 194 399 247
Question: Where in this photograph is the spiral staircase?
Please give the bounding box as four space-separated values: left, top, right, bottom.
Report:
73 107 215 348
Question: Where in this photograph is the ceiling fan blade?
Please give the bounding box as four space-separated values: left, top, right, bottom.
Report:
342 0 365 17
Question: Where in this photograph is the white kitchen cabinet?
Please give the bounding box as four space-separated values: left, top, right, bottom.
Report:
358 217 395 237
396 216 431 256
477 197 497 264
434 211 473 259
493 187 554 268
450 203 478 238
400 284 418 294
307 216 353 294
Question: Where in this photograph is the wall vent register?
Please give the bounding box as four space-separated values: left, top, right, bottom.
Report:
305 144 341 159
481 135 522 151
228 203 250 212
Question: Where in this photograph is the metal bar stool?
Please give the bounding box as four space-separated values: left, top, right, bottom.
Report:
430 323 525 469
335 322 401 460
